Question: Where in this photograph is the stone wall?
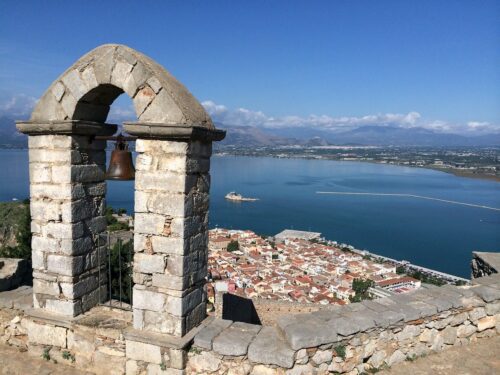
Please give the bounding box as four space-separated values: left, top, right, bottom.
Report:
29 134 108 317
188 273 500 374
132 139 211 337
0 273 499 374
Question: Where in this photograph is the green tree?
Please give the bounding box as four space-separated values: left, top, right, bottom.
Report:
349 278 374 302
396 265 406 274
0 200 32 260
227 240 239 252
109 240 134 304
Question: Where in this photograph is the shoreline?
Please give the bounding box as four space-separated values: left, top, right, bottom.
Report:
214 152 500 183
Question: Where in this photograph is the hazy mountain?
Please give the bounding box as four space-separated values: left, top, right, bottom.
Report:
0 117 27 147
217 123 500 147
0 117 498 148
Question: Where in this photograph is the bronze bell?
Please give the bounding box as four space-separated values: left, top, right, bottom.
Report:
106 135 135 180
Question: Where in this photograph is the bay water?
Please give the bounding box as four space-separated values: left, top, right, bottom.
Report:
2 150 498 278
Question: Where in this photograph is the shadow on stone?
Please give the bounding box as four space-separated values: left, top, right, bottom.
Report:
222 293 262 325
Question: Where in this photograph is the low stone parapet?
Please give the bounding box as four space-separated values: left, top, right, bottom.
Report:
0 275 499 374
188 274 500 374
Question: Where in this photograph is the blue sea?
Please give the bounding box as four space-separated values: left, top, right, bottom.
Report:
2 150 499 278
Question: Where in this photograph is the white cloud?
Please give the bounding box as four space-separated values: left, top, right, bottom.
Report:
0 94 37 119
107 105 136 123
202 100 499 135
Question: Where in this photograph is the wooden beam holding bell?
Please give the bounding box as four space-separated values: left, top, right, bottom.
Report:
105 134 136 180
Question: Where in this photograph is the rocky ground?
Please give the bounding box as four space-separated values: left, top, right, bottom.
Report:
382 335 500 375
0 343 92 375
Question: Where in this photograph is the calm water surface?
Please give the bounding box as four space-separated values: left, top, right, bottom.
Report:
2 150 499 278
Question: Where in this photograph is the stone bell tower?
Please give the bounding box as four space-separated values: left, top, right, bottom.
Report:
16 44 225 347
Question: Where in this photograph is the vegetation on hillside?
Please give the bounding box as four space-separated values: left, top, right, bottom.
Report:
0 200 31 260
349 278 374 302
109 239 133 304
105 206 130 232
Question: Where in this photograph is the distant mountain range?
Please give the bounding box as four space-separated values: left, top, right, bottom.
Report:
0 116 498 148
0 117 27 147
217 123 500 147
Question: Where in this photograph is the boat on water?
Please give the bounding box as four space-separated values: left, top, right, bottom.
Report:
225 192 259 202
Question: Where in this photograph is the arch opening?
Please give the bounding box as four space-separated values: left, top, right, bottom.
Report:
73 84 125 123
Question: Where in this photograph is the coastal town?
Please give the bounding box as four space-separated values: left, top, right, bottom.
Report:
216 145 500 181
206 228 440 309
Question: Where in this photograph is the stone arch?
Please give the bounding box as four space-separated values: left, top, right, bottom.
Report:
31 44 213 128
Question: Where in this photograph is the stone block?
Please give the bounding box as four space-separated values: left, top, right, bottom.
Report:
142 310 184 336
152 273 190 291
43 222 84 240
93 48 115 84
188 351 221 373
28 135 71 149
134 253 166 274
111 60 134 88
32 236 59 253
165 288 202 316
60 236 93 256
30 200 61 222
151 236 188 255
51 81 66 102
486 301 500 315
29 163 52 183
134 86 156 116
477 316 497 331
135 139 188 154
135 171 195 194
27 320 67 347
33 279 60 296
147 77 162 94
81 65 99 91
441 326 457 344
85 182 106 196
212 322 261 356
473 285 500 302
282 316 337 350
61 69 88 100
60 274 98 299
457 324 477 338
248 326 295 368
32 250 45 269
29 148 71 163
146 192 188 217
140 89 184 123
47 254 85 276
133 288 166 312
45 298 82 316
126 340 162 365
135 213 169 236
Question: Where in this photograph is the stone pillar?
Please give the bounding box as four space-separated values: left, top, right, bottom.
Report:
18 121 116 317
132 138 211 336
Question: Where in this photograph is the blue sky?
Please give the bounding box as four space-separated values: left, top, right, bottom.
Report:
0 1 498 134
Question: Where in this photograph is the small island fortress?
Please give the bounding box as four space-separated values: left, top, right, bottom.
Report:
225 192 259 202
0 44 497 374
